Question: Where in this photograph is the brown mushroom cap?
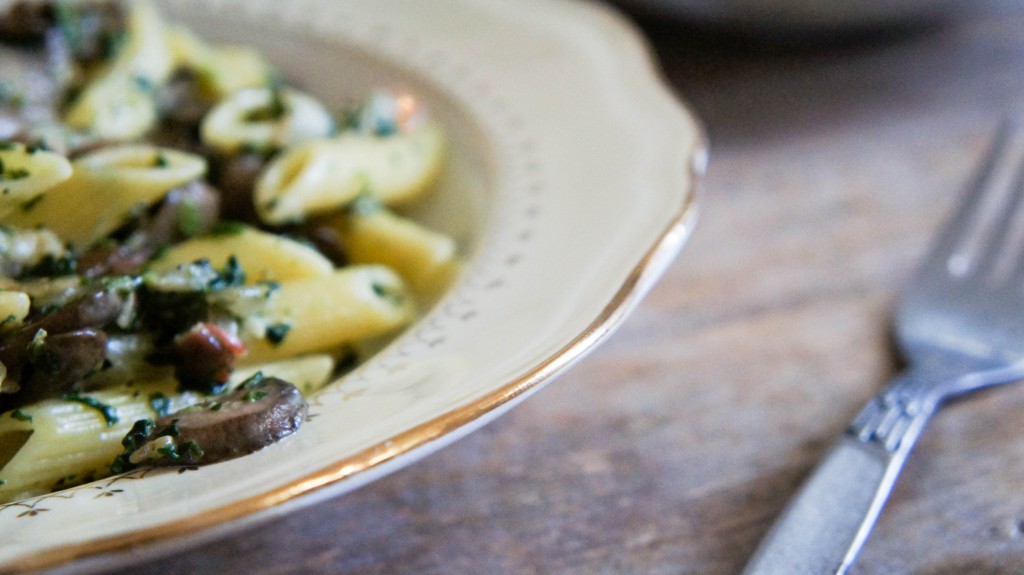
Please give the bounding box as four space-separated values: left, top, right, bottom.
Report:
133 376 308 466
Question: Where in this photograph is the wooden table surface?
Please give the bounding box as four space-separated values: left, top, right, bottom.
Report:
115 2 1024 574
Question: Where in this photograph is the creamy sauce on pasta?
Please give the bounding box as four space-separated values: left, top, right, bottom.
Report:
0 0 455 502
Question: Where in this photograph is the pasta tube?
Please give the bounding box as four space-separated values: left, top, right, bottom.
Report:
6 145 206 248
0 291 30 331
229 354 336 395
0 379 202 502
0 0 459 504
0 144 73 219
241 265 415 364
330 201 458 299
63 0 175 139
63 75 159 141
148 227 335 283
149 227 331 282
167 26 275 98
106 0 176 84
200 87 335 154
0 351 334 501
254 122 445 225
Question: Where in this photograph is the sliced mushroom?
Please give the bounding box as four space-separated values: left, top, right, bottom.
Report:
0 287 125 365
208 151 267 223
152 69 213 148
28 287 126 332
10 328 108 405
0 1 125 62
0 2 54 44
77 180 222 278
124 376 307 467
148 180 222 242
299 224 348 267
75 238 154 279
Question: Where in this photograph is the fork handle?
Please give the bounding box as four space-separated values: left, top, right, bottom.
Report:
741 410 932 575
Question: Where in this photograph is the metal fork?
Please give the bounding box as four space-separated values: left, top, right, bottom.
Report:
742 121 1024 575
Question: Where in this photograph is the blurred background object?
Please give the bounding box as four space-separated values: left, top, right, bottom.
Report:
610 0 967 34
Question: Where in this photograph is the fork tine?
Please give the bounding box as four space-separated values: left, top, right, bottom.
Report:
1007 187 1024 284
973 134 1024 281
921 121 1017 277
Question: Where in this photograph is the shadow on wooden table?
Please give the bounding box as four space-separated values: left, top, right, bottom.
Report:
629 3 1024 147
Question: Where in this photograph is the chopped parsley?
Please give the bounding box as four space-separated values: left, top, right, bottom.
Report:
0 168 29 181
10 409 32 423
244 390 268 402
371 281 405 306
149 393 172 418
210 221 249 236
176 200 204 237
207 256 245 291
243 88 288 123
20 195 44 212
111 418 204 472
158 420 181 438
155 438 203 463
265 322 291 346
133 75 155 93
110 419 155 474
0 314 17 331
238 371 265 389
347 194 383 216
25 329 49 363
65 393 119 427
0 158 29 181
184 439 204 460
23 254 78 278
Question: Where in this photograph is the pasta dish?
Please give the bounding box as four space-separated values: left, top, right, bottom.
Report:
0 0 455 503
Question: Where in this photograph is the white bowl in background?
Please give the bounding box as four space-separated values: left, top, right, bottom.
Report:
612 0 964 32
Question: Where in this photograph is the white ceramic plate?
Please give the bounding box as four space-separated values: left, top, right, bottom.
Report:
0 0 704 571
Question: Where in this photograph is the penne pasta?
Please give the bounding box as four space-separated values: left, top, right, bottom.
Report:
106 0 176 85
200 86 335 155
0 0 457 503
5 145 206 248
167 26 275 99
0 291 30 331
329 200 458 300
241 265 415 364
229 354 336 395
0 144 73 219
254 122 445 225
63 0 175 139
0 351 335 501
0 380 202 502
63 75 159 141
148 226 335 283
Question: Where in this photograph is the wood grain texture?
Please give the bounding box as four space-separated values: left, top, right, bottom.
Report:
109 3 1024 574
